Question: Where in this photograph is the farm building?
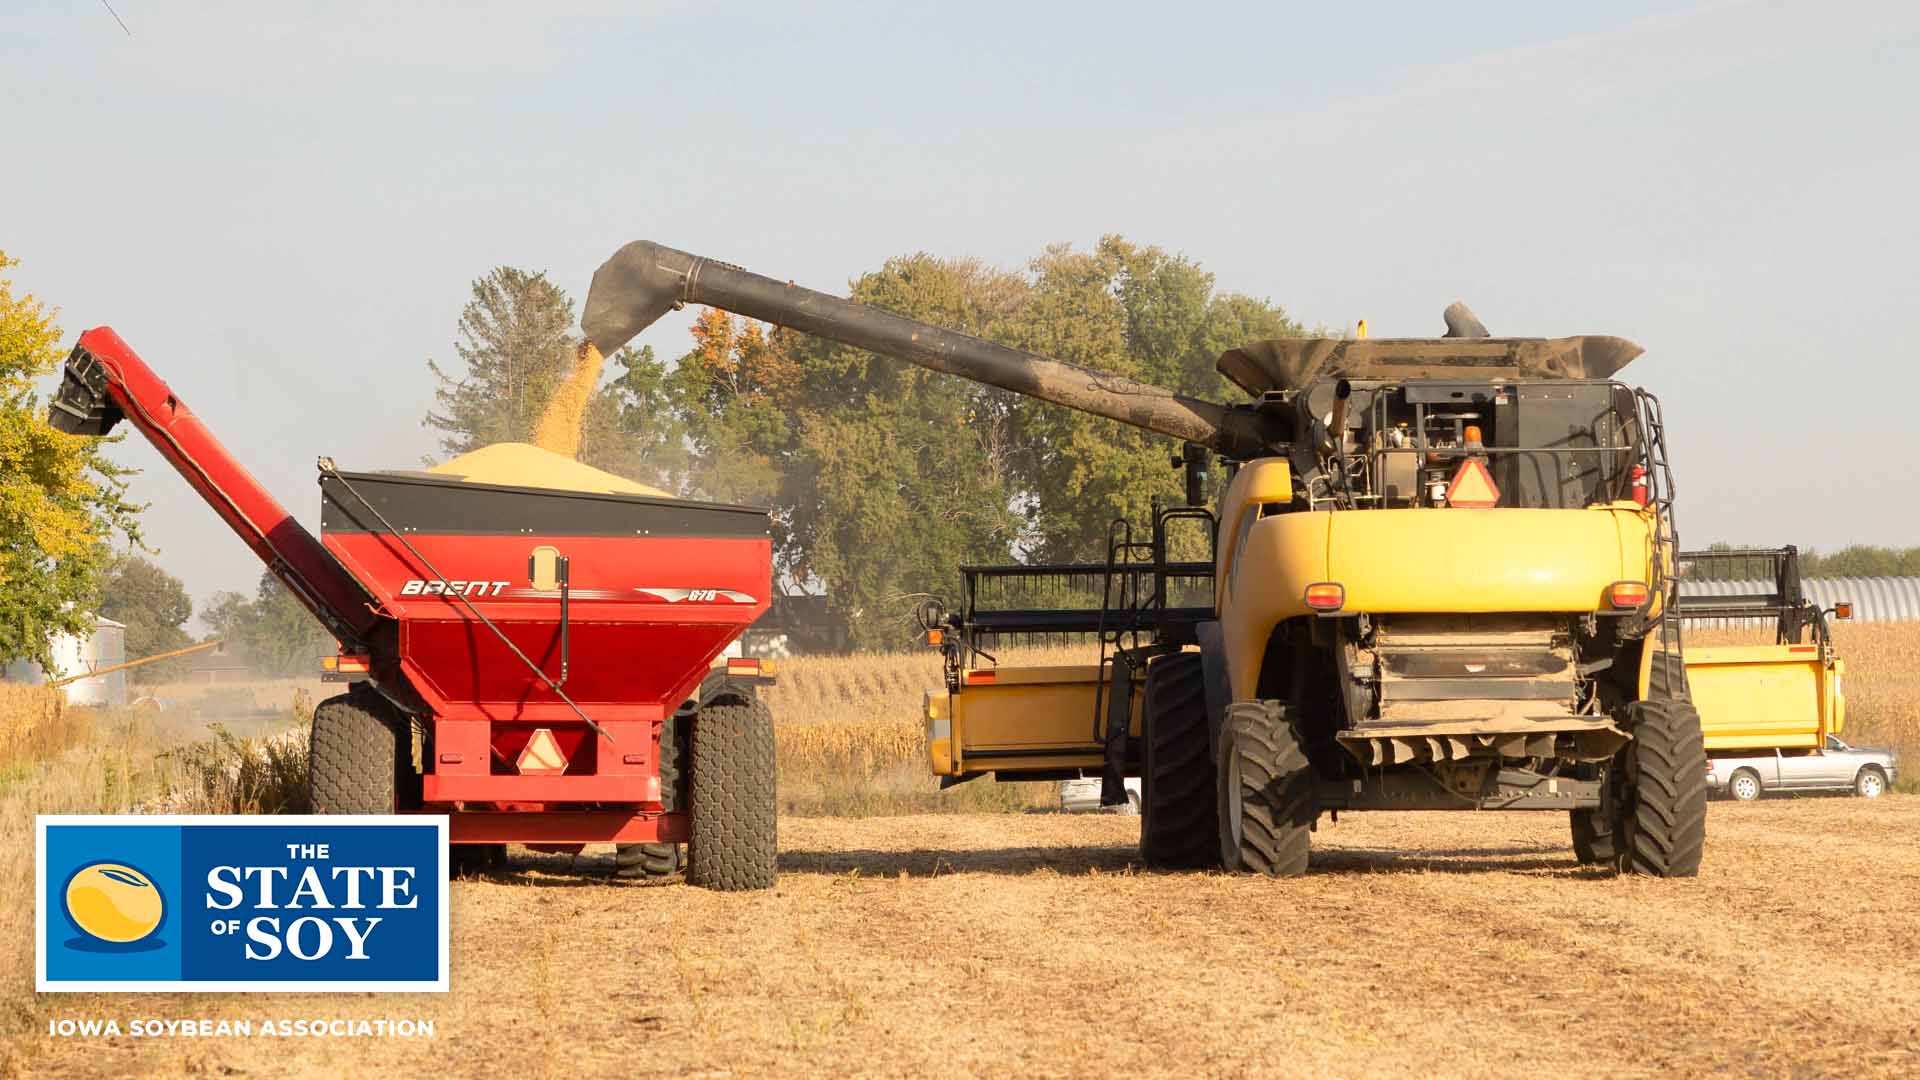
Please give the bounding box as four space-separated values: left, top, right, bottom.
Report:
1677 577 1920 626
1 614 128 707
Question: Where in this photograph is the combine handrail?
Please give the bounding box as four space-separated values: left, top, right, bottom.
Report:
47 328 382 649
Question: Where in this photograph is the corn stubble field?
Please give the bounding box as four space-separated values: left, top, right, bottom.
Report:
2 626 1917 1077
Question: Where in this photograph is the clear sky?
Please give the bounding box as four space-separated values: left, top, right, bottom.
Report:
3 0 1915 624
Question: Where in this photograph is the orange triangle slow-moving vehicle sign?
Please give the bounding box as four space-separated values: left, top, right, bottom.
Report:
1445 458 1501 508
516 728 569 775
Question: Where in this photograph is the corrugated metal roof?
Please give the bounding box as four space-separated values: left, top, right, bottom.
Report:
1678 577 1920 624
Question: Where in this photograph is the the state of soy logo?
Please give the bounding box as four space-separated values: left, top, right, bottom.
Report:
37 815 448 992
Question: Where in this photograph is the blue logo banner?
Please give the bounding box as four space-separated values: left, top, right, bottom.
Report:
37 815 448 992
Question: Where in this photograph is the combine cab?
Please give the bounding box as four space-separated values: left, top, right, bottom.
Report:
49 329 779 890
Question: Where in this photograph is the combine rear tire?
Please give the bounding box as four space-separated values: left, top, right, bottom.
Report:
1570 809 1615 866
1140 654 1219 869
686 697 777 892
1217 701 1314 877
308 687 414 815
1610 698 1708 877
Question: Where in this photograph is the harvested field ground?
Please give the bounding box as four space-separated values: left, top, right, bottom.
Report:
10 797 1919 1078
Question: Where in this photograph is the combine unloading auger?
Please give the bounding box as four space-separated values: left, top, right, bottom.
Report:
582 239 1643 461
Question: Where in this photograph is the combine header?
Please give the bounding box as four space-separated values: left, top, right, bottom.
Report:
49 328 778 890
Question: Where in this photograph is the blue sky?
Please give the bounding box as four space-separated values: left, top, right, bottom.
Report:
3 0 1916 619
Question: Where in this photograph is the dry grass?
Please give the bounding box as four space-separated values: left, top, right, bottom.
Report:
0 685 86 774
6 801 1918 1078
3 641 1919 1075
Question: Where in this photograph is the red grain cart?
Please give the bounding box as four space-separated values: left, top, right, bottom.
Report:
50 328 778 890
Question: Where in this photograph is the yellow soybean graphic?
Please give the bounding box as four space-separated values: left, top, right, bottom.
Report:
65 863 164 943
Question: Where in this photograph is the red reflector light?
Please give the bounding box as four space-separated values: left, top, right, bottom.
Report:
964 671 997 685
726 657 761 677
1607 581 1649 609
1304 583 1345 611
334 654 371 673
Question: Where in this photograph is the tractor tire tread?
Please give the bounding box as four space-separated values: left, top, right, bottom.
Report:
686 698 777 891
308 687 411 816
1140 654 1219 869
1218 701 1313 877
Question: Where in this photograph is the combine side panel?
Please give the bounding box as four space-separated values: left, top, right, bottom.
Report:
48 329 380 646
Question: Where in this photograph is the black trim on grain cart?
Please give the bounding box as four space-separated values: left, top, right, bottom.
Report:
320 472 771 538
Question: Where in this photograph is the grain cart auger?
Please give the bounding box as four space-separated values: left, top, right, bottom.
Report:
583 239 1706 878
47 328 779 890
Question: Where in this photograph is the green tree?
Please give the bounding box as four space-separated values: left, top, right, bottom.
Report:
97 555 194 683
776 254 1034 647
1002 237 1303 561
580 344 691 492
201 571 337 678
0 250 141 669
1802 545 1920 578
425 267 578 456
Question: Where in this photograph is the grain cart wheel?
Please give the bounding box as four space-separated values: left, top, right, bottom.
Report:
1608 698 1709 877
615 843 683 878
1216 701 1314 877
308 686 415 815
686 697 777 891
1569 808 1616 866
616 712 690 878
452 844 507 878
1140 653 1220 869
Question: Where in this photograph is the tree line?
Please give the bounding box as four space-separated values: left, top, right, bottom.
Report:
6 241 1919 675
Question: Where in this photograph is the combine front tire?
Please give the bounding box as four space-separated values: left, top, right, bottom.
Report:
1216 701 1314 877
1140 654 1219 868
686 697 777 892
308 687 415 815
1610 698 1708 877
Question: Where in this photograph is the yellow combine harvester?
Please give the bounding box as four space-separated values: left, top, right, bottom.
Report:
581 242 1707 878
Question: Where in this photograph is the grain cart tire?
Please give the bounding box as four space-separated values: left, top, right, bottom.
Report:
1140 653 1220 869
452 844 507 878
615 843 683 878
616 711 691 878
308 687 414 815
686 697 777 891
1216 700 1314 877
1610 698 1708 877
1569 809 1615 866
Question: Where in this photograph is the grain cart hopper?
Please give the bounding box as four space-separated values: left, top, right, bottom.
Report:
47 328 778 890
583 240 1706 878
